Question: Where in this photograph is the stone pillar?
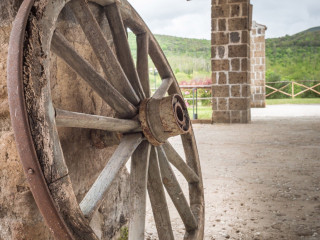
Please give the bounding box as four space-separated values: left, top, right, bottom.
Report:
250 21 267 108
211 0 252 123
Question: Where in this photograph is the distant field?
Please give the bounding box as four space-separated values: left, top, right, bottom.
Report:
266 98 320 105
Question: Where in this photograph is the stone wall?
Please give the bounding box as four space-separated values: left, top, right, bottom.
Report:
0 1 129 239
250 21 267 108
211 0 252 123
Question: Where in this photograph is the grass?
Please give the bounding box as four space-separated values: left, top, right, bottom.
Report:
118 226 128 240
266 98 320 105
188 106 212 120
184 98 320 120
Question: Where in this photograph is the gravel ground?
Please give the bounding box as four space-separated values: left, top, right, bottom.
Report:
146 105 320 240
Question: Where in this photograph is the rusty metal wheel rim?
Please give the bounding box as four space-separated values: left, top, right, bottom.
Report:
7 0 204 239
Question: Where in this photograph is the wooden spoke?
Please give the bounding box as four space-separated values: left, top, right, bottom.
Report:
129 141 151 240
68 0 140 105
55 108 141 133
148 36 182 97
163 142 199 184
105 3 146 100
137 33 150 98
11 0 205 239
147 147 174 240
157 146 198 232
51 31 137 119
80 133 144 219
152 78 173 99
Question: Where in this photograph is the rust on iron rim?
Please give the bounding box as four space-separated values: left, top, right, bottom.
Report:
7 0 74 239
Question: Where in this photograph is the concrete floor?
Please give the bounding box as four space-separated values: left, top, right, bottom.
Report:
146 105 320 240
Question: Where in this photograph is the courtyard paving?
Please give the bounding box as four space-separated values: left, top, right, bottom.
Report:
146 104 320 240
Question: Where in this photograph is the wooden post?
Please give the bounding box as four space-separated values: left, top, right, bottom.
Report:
292 82 295 99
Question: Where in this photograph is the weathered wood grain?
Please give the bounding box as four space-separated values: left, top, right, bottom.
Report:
51 31 137 119
129 141 151 240
55 108 141 133
105 3 145 101
68 0 140 106
137 32 150 98
157 146 198 232
147 147 174 240
152 78 173 99
163 142 199 184
80 133 143 219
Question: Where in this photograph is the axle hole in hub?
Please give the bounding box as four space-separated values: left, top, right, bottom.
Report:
176 105 184 122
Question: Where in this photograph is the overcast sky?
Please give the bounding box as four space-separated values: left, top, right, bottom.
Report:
129 0 320 39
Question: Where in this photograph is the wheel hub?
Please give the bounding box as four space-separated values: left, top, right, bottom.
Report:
139 94 191 146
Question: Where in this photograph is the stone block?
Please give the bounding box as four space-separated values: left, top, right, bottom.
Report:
218 19 226 31
229 72 248 84
212 111 230 123
254 51 264 58
212 59 229 71
230 4 241 17
212 85 230 97
254 65 264 72
218 0 228 5
218 46 225 58
212 19 217 31
229 98 250 110
212 32 229 45
231 85 241 97
241 58 249 71
228 18 248 31
211 46 217 58
212 72 218 84
231 110 241 123
254 36 265 42
212 5 229 18
218 72 227 84
242 30 249 43
254 93 265 101
242 3 249 16
231 59 240 71
218 98 228 110
254 86 261 94
228 44 248 57
230 32 240 43
212 98 218 110
242 84 251 97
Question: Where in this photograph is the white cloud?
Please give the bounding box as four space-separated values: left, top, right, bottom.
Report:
128 0 320 40
129 0 211 39
252 0 320 38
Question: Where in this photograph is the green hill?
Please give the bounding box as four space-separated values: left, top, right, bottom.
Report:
303 26 320 33
128 32 211 83
266 27 320 82
128 27 320 85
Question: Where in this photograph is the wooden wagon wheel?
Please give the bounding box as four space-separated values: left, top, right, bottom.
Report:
7 0 204 239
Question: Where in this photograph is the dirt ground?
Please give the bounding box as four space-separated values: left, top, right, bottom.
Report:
146 105 320 240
